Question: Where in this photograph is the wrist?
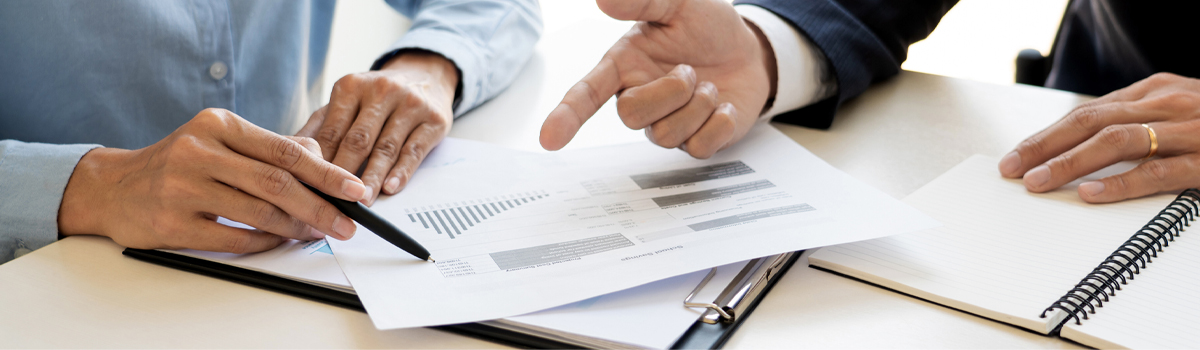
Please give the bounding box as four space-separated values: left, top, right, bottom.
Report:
381 50 461 105
744 19 778 114
59 148 131 237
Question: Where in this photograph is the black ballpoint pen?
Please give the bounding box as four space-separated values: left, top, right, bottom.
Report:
301 182 434 263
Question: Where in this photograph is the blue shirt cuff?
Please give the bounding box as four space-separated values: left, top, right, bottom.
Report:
371 0 541 118
374 28 482 118
0 140 100 263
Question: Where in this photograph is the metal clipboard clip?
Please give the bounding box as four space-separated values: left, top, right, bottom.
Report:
683 252 797 324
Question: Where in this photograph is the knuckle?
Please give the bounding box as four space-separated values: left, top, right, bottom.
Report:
685 140 714 159
373 138 401 160
401 89 426 108
1064 107 1103 134
1147 72 1179 84
716 111 737 129
315 127 343 148
1018 136 1048 157
333 74 359 92
1072 99 1105 112
257 166 295 197
252 202 282 228
201 108 239 128
373 76 397 93
192 109 222 129
620 115 646 131
409 104 436 124
621 107 657 130
614 93 636 114
1097 125 1133 149
171 134 207 157
312 202 336 228
427 110 452 126
1053 153 1079 174
1141 160 1172 183
1145 91 1200 112
223 235 252 254
270 137 306 169
340 128 373 153
666 75 692 94
318 165 338 194
296 136 319 149
650 125 682 148
296 136 322 155
1111 174 1131 193
578 81 609 109
404 141 426 160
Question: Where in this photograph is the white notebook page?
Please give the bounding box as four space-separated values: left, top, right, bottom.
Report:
810 155 1177 334
1059 224 1200 349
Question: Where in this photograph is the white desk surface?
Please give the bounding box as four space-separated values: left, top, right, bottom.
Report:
1 3 1092 349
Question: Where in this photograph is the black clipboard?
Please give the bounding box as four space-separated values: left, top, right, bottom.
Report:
123 248 801 349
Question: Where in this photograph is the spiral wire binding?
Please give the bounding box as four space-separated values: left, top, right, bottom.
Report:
1039 189 1200 327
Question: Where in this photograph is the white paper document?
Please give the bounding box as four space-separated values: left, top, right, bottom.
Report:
328 125 940 329
164 137 757 348
168 137 525 291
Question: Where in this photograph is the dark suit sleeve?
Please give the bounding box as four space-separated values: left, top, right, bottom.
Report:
735 0 957 129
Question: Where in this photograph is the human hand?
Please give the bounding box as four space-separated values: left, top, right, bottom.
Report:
58 109 369 253
298 50 458 205
999 73 1200 203
539 0 776 158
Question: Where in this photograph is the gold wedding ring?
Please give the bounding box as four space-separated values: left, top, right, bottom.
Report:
1141 123 1158 160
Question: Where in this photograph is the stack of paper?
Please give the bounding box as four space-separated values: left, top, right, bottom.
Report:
328 125 940 329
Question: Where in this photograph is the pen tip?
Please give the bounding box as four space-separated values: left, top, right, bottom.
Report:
427 257 436 263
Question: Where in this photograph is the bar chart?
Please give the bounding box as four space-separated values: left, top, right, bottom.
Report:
404 191 551 239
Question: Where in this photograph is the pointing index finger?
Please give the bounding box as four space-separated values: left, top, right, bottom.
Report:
540 57 623 150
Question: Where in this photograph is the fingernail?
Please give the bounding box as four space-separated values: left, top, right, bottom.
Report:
1024 165 1051 187
332 216 356 240
385 177 401 193
677 64 695 80
359 186 374 206
1080 181 1105 197
999 151 1021 175
342 179 367 201
310 227 327 240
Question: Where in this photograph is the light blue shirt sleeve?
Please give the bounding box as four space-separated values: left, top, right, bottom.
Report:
0 0 542 264
376 0 543 117
0 141 99 263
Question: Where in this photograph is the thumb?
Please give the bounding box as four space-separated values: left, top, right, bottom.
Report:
596 0 682 23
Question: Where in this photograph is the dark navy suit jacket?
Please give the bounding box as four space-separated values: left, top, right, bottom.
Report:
736 0 1200 129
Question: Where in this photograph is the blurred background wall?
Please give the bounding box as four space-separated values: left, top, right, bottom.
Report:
320 0 1070 105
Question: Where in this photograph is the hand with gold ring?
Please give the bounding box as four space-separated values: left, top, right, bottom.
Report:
998 72 1200 203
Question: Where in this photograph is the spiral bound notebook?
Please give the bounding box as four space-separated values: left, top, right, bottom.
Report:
809 155 1200 349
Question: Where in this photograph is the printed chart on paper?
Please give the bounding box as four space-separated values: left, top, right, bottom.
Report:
398 160 819 278
328 126 939 329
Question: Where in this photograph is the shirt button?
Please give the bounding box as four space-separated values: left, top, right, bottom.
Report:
209 61 228 80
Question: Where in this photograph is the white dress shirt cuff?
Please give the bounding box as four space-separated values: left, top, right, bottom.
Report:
736 4 836 120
